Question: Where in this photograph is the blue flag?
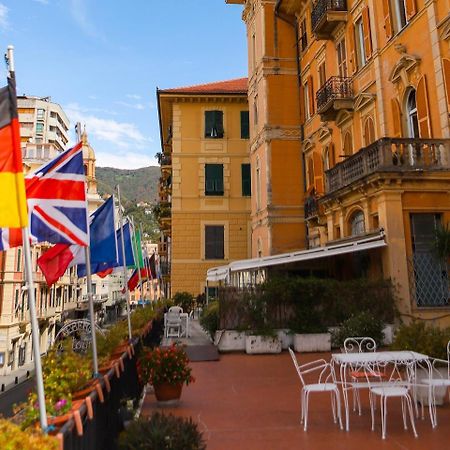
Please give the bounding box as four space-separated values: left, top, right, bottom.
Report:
117 221 135 268
77 196 117 277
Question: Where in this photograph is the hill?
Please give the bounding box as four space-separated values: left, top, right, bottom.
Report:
96 166 160 205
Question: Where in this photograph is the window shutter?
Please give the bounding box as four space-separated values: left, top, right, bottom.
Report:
382 0 393 40
241 164 251 196
205 226 215 259
443 59 450 113
416 76 432 138
205 226 224 259
240 111 249 139
308 75 315 115
300 84 305 123
307 157 314 189
391 98 402 137
205 111 214 137
313 152 324 194
348 22 357 74
362 7 372 60
329 143 336 167
405 0 417 20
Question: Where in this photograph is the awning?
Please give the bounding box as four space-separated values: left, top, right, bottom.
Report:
206 232 386 282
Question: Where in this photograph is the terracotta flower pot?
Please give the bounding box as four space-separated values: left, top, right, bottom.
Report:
153 382 183 403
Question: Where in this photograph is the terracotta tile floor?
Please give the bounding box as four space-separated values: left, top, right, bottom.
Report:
141 351 450 450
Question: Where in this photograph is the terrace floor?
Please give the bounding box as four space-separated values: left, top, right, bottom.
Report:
141 350 450 450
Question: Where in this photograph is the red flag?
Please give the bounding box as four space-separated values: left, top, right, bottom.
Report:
37 243 74 286
97 268 113 278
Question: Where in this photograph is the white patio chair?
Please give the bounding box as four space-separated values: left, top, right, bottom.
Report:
288 347 343 431
168 305 183 314
364 357 417 439
343 337 381 415
418 340 450 425
165 311 182 338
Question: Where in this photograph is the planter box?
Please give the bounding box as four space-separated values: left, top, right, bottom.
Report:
293 333 331 353
276 329 293 350
416 367 448 406
245 335 282 354
214 330 246 352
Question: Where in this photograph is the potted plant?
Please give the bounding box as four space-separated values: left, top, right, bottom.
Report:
0 419 59 449
118 412 206 450
331 311 385 350
199 300 219 341
139 344 194 403
392 321 450 405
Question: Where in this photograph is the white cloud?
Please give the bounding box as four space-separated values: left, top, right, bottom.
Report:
33 0 49 5
96 151 158 169
0 4 9 30
65 102 117 116
115 100 145 111
126 94 141 100
65 102 152 149
69 0 104 41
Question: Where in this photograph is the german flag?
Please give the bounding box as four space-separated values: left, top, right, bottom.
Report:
0 74 27 228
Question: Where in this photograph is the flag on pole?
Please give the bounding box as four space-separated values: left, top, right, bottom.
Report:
38 196 116 284
0 74 28 229
131 227 144 269
0 142 88 250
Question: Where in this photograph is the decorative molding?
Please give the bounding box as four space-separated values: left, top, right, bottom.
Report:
317 124 333 142
335 109 354 128
438 13 450 41
354 92 376 112
303 138 315 153
389 45 422 84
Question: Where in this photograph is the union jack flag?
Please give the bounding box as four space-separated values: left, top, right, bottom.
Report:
0 142 88 251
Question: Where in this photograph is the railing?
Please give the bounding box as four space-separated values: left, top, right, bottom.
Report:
316 76 353 113
160 261 171 276
326 138 450 194
160 154 172 166
158 242 168 255
304 193 320 219
312 0 347 33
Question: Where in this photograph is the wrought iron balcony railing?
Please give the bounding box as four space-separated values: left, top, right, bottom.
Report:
316 76 353 115
325 138 450 194
312 0 347 39
160 155 172 166
304 193 320 220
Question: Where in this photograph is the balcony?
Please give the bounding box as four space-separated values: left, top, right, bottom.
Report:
325 138 450 195
316 76 353 121
311 0 348 40
158 242 168 256
304 193 321 220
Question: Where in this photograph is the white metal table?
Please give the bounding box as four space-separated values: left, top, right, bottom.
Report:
332 350 435 431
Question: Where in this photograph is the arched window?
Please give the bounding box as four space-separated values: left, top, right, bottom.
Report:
323 147 330 171
343 131 353 156
363 116 376 146
256 156 261 210
406 89 419 138
350 210 365 236
257 238 262 258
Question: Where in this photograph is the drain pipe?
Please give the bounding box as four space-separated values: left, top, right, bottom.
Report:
274 0 305 184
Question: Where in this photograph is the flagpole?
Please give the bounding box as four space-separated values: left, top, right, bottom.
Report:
140 223 152 302
131 217 144 304
7 45 48 431
116 186 132 340
76 125 99 376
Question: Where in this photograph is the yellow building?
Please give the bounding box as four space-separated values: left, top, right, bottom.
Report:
226 0 450 323
156 79 252 297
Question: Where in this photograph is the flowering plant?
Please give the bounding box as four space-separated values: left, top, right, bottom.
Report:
138 344 194 386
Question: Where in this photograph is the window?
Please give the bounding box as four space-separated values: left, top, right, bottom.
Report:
318 62 326 88
36 122 44 134
19 344 26 366
363 116 376 145
299 18 308 51
36 108 45 119
205 164 224 196
355 17 367 69
336 38 347 77
304 80 311 120
204 111 224 138
343 131 353 156
350 210 365 236
14 289 19 316
307 157 314 189
241 164 251 196
205 225 224 260
390 0 407 33
16 248 22 272
240 111 249 139
206 286 219 300
406 89 419 138
253 95 258 125
256 157 261 210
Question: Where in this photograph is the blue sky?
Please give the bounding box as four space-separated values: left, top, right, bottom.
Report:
0 0 247 168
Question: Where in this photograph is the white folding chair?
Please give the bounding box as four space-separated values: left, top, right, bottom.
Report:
165 311 182 338
168 306 183 314
365 357 417 439
288 347 343 431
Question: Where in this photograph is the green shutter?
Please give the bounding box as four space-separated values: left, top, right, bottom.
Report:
205 164 224 195
205 225 224 259
205 111 224 138
241 164 251 196
240 111 249 139
205 111 214 137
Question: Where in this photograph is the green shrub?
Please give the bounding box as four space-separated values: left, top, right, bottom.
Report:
331 311 385 348
118 413 206 450
0 419 59 450
172 291 195 313
200 301 219 339
391 321 450 360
